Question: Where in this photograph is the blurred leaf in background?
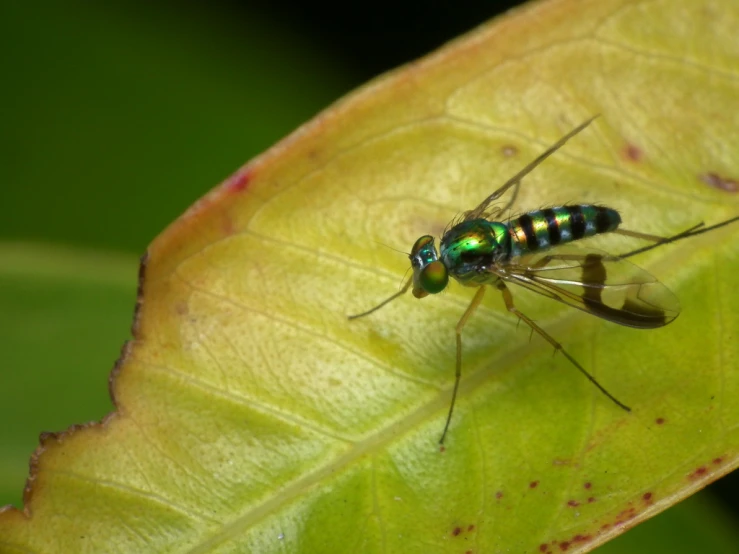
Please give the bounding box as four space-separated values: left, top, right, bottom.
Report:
1 1 738 552
1 1 353 251
0 0 352 507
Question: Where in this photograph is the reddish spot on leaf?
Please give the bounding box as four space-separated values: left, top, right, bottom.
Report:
655 417 665 425
465 551 473 554
452 527 462 537
689 466 708 480
529 481 539 489
610 506 638 528
224 168 253 194
567 500 580 507
221 217 235 236
502 145 518 157
587 497 596 503
623 143 643 162
572 535 591 543
700 172 739 193
601 523 611 530
439 445 446 453
559 541 571 551
495 491 504 499
713 457 723 465
540 544 549 553
468 525 475 532
643 492 653 503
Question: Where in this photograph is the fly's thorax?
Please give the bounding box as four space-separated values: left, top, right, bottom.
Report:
409 235 449 298
509 205 622 254
440 219 510 281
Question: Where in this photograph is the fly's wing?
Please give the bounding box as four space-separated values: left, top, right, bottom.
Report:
463 116 599 222
492 245 680 328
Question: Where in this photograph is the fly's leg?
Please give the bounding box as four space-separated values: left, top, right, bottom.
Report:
614 216 739 259
348 275 413 320
464 116 600 221
495 280 631 412
439 285 487 444
614 224 703 244
496 176 521 219
525 252 615 270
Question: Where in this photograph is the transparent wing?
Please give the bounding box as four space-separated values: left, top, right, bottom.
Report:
491 245 680 328
463 116 598 223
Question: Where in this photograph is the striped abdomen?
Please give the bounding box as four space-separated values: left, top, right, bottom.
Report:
509 205 621 255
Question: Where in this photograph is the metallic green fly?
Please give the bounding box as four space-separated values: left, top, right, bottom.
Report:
349 117 739 444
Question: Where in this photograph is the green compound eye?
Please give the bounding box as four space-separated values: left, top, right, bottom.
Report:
419 261 448 294
411 235 434 256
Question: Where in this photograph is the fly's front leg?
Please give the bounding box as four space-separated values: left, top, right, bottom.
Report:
495 280 631 412
348 276 413 320
439 285 486 444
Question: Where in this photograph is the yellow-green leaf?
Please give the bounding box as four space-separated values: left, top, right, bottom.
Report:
2 0 739 553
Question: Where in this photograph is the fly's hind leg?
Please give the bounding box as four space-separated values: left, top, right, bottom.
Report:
613 223 704 259
439 285 486 444
614 224 703 244
495 280 631 412
614 214 739 260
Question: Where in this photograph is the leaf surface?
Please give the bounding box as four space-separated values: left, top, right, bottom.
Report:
2 0 739 552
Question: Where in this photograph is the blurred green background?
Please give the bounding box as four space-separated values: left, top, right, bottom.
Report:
1 1 737 552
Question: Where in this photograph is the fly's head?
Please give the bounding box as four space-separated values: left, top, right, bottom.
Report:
409 235 449 299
